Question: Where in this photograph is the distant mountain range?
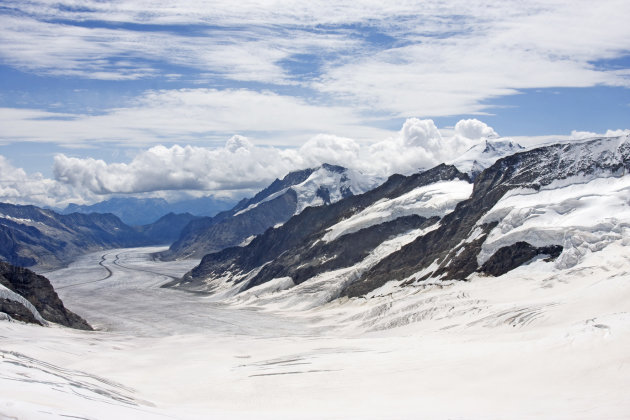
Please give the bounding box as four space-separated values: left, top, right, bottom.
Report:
165 135 630 307
60 195 236 226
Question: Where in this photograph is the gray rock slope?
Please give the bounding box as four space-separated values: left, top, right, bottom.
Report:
134 212 201 245
0 261 92 329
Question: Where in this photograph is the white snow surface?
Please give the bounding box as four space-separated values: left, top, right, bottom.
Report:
449 138 524 175
477 174 630 268
1 243 630 419
323 179 472 242
235 165 382 217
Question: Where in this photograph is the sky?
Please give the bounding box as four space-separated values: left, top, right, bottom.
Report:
0 0 629 208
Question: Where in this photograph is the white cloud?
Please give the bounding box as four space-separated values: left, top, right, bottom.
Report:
298 134 361 168
454 119 498 140
0 89 391 147
5 118 630 208
570 128 630 140
53 142 301 195
1 0 629 120
0 14 355 83
48 118 495 201
0 156 84 208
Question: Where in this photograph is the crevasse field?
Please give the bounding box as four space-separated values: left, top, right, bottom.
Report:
3 169 630 420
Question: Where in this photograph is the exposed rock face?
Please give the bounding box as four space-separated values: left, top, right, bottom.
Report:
478 242 563 277
171 164 469 291
0 298 40 324
160 164 380 260
0 262 92 330
248 215 440 289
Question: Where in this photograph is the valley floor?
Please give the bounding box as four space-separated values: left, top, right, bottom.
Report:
1 246 629 419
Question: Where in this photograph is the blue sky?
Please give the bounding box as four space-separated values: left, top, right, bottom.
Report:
0 1 629 207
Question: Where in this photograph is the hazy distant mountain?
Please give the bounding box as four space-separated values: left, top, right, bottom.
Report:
134 212 201 245
61 195 236 226
160 164 382 260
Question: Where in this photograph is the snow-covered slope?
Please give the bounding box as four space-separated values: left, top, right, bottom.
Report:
450 138 524 176
4 133 630 418
477 175 630 269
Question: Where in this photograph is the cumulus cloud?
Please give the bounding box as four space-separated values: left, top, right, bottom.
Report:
53 140 301 195
0 156 83 208
299 134 361 168
401 118 442 149
454 119 499 140
10 117 630 208
51 118 497 199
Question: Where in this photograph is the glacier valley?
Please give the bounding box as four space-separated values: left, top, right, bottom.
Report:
1 239 628 419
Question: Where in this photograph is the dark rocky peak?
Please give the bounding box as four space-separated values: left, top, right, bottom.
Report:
0 202 150 270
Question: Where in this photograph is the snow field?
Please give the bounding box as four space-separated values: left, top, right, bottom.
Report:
2 244 630 419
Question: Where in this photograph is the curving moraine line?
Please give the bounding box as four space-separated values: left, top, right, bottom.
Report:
57 254 114 290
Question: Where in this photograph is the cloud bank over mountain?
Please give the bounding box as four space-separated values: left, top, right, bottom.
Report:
0 118 499 207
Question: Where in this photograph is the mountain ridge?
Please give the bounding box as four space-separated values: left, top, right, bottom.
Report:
169 135 630 307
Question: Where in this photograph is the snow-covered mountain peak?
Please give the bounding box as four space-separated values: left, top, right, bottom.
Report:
450 138 525 176
292 164 383 214
236 164 383 217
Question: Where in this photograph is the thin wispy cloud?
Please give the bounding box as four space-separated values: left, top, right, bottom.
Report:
0 0 628 207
